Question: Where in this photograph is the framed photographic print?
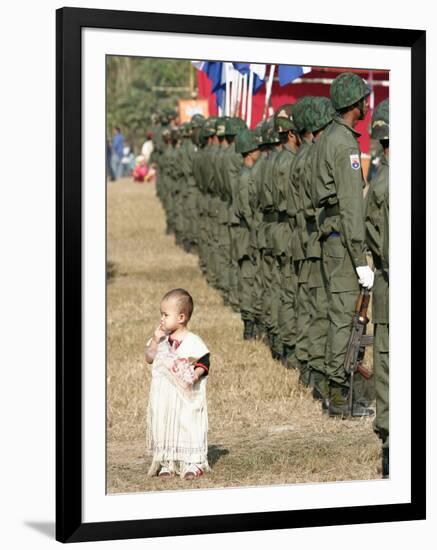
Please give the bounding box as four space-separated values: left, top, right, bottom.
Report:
56 6 426 543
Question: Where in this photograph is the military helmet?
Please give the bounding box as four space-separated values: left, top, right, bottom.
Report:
307 97 335 133
235 128 261 154
215 117 229 137
160 113 170 125
164 107 178 120
291 97 314 134
199 125 215 140
330 72 370 111
371 99 389 141
225 117 247 136
274 104 296 133
170 127 181 141
204 117 218 135
260 118 280 145
181 122 192 137
191 114 205 128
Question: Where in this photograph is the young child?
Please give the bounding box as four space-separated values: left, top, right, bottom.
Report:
132 155 148 183
145 288 210 480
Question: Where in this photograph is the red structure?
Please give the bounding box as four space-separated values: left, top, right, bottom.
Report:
196 66 389 155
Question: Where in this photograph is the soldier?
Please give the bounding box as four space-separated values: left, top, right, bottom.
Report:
272 104 301 367
365 99 390 477
286 97 315 384
213 117 232 303
303 97 336 410
250 121 275 340
234 129 262 339
190 115 206 255
256 122 283 358
195 122 216 276
168 127 183 245
312 72 374 417
222 117 247 312
179 122 198 252
159 127 173 235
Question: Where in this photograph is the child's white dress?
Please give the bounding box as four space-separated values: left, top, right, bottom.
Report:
146 331 210 477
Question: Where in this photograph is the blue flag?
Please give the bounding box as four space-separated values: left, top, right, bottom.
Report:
278 65 311 86
233 63 265 93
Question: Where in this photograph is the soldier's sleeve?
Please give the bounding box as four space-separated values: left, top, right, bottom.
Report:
236 173 252 226
333 146 367 267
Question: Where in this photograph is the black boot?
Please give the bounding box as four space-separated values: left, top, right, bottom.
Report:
328 383 375 418
382 447 389 479
243 320 255 340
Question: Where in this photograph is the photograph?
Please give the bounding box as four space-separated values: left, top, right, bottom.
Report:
106 58 390 493
56 7 425 543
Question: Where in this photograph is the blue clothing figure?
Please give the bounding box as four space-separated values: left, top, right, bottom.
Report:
111 127 124 179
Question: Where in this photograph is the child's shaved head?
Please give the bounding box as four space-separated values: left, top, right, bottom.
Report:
161 288 194 321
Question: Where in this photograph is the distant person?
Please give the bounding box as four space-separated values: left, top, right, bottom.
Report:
141 131 154 164
106 138 115 181
132 155 148 183
121 144 135 177
111 126 124 180
145 288 210 480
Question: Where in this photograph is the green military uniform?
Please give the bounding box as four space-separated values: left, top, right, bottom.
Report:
222 118 247 311
234 128 261 338
202 118 220 288
365 99 389 476
159 128 174 234
194 125 214 275
179 122 198 252
190 115 206 252
303 98 336 406
312 72 374 417
213 117 232 301
271 105 299 364
254 124 283 357
286 97 314 383
250 122 273 337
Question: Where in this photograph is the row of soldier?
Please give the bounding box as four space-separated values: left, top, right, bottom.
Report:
150 72 389 477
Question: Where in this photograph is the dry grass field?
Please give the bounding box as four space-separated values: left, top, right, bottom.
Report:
106 178 381 494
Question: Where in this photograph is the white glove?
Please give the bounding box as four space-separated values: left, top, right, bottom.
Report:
356 266 374 289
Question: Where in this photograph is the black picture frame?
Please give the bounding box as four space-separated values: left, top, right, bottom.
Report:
56 6 426 543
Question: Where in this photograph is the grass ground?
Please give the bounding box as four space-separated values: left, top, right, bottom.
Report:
106 178 381 493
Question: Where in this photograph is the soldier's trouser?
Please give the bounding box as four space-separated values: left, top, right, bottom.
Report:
324 289 357 387
260 250 275 329
278 256 298 349
238 256 257 321
251 250 264 324
206 218 219 287
295 280 311 363
197 213 208 272
307 284 329 375
228 225 240 310
373 323 389 448
322 234 360 388
269 257 283 356
217 224 231 297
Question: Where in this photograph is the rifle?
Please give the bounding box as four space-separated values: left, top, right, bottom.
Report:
344 288 374 415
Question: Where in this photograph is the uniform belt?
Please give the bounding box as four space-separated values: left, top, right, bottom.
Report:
239 218 250 229
278 211 289 223
306 220 318 233
263 211 278 223
324 203 340 217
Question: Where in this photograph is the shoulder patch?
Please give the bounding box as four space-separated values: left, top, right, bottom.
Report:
350 153 361 170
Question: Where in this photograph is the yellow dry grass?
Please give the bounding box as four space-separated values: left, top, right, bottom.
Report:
106 178 381 494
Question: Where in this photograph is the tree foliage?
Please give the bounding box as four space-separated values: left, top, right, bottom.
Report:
107 56 193 151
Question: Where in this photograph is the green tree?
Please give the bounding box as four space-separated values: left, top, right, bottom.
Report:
107 57 194 151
